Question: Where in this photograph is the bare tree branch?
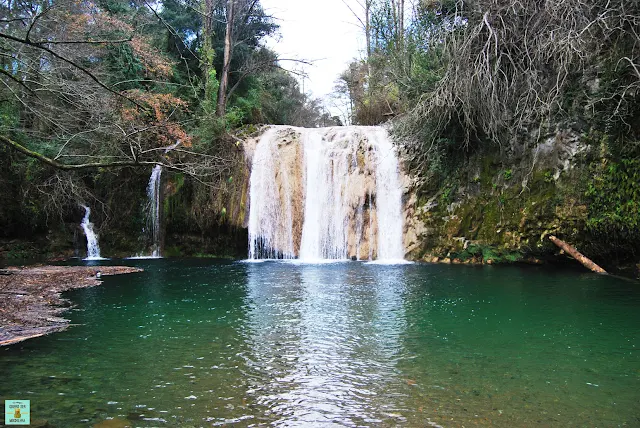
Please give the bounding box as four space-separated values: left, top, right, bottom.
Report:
0 31 146 109
30 37 132 45
0 69 32 92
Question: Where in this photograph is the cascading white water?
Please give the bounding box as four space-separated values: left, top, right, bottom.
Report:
369 128 405 261
81 205 103 260
299 128 362 259
145 165 163 258
248 126 405 261
248 129 296 259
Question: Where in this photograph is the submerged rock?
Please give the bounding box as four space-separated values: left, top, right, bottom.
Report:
93 418 132 428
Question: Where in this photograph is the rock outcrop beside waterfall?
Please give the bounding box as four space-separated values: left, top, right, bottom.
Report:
397 124 640 276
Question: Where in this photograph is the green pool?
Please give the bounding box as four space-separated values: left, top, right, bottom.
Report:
1 260 638 426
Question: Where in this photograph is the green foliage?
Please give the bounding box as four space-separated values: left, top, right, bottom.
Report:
202 68 221 115
409 134 470 195
464 244 483 258
163 245 184 257
97 0 131 14
104 44 144 89
454 243 523 264
0 102 19 131
224 107 246 128
161 0 202 39
586 157 640 244
228 86 261 125
589 48 640 143
0 144 49 237
0 0 288 258
340 0 448 126
3 243 33 260
163 173 187 220
440 185 455 204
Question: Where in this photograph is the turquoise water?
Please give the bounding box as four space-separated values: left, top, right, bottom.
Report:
1 260 639 427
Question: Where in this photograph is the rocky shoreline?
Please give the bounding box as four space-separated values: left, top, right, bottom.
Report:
0 265 142 346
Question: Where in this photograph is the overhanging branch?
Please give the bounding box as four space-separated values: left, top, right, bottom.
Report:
1 135 233 183
30 37 133 45
0 135 145 170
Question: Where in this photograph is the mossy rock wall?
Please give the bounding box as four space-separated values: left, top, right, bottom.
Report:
404 127 640 277
162 146 250 258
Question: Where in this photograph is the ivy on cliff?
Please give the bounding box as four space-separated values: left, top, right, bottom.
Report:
586 157 640 254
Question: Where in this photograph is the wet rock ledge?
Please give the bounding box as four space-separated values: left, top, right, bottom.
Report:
0 265 142 346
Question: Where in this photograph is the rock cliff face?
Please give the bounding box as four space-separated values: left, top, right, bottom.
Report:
160 140 251 259
136 122 640 275
2 122 636 276
396 125 640 277
399 126 590 261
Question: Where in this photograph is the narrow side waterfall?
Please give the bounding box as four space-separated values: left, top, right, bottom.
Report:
81 205 103 260
248 126 405 261
144 165 163 258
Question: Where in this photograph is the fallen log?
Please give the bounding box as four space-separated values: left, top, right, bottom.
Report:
549 235 606 274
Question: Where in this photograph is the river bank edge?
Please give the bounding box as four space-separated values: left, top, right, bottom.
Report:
0 265 143 346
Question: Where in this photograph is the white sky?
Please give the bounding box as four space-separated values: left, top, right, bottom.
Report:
260 0 366 119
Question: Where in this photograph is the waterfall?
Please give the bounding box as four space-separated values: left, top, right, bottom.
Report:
299 128 360 259
143 165 163 258
248 129 296 259
81 205 103 260
248 126 405 261
370 128 405 260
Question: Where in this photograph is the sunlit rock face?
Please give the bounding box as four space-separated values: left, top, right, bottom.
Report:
246 126 408 261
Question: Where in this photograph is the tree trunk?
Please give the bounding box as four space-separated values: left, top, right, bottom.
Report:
365 0 371 58
390 0 398 41
216 0 234 117
202 0 214 86
203 0 214 53
398 0 404 44
549 235 607 274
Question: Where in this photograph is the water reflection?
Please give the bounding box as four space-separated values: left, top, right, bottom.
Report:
1 261 637 427
243 261 409 425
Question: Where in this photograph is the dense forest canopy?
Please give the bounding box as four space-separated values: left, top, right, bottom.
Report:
0 0 330 170
0 0 333 233
340 0 639 139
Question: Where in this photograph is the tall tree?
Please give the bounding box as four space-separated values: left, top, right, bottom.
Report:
342 0 373 58
0 0 230 179
216 0 235 116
